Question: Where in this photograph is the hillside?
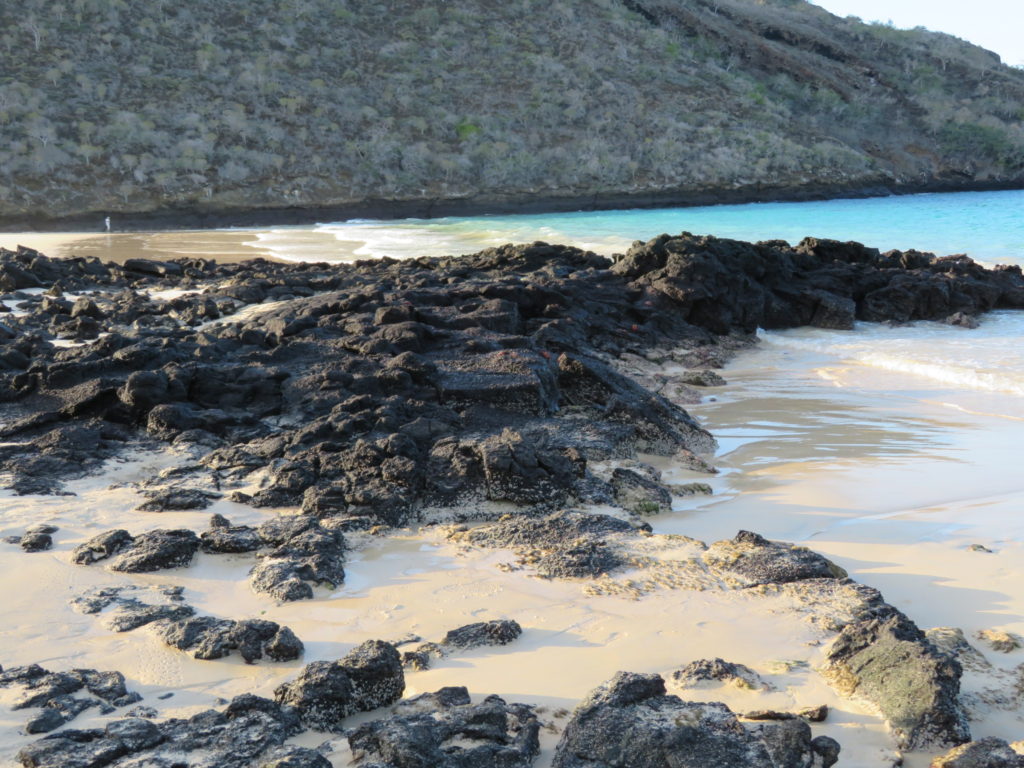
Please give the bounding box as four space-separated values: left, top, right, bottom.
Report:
2 0 1024 228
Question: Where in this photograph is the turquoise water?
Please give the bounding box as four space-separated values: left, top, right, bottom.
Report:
273 188 1024 266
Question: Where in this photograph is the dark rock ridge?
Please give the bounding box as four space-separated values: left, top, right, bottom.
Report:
274 640 405 731
71 584 303 663
2 235 1021 523
348 686 540 768
0 664 140 735
551 671 839 768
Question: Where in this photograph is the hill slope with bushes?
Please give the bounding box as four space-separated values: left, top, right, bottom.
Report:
2 0 1024 226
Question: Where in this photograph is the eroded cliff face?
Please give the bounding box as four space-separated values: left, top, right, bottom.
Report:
2 0 1023 226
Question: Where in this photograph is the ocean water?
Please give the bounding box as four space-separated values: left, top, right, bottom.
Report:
250 188 1024 266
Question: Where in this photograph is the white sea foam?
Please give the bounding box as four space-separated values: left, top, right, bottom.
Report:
759 312 1024 404
301 188 1024 265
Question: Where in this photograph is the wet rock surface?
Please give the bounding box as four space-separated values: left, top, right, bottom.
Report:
348 686 540 768
551 671 839 768
0 664 140 734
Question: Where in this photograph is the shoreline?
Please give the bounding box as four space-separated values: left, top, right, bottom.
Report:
2 177 1022 234
2 236 1024 766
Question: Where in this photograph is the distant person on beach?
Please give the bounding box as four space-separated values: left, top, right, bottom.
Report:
105 216 111 232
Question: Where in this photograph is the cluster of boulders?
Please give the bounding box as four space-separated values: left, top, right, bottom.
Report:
3 523 58 552
552 671 840 768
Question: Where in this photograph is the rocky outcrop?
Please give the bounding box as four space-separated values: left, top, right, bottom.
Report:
442 619 522 648
671 658 765 690
71 528 200 572
250 516 347 601
0 664 140 735
822 612 971 750
71 530 134 565
15 695 304 768
551 672 839 768
274 640 404 731
0 237 1012 764
348 686 540 768
930 738 1024 768
2 237 1021 524
158 617 303 663
612 234 1024 333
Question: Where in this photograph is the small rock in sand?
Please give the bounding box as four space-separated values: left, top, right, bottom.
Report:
671 657 765 690
930 737 1024 767
976 629 1022 653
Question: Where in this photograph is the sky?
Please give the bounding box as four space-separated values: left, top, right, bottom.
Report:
812 1 1024 66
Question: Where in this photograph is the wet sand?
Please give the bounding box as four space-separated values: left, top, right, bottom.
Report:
0 231 292 265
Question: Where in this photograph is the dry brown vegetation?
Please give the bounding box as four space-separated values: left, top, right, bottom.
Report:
1 0 1023 222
